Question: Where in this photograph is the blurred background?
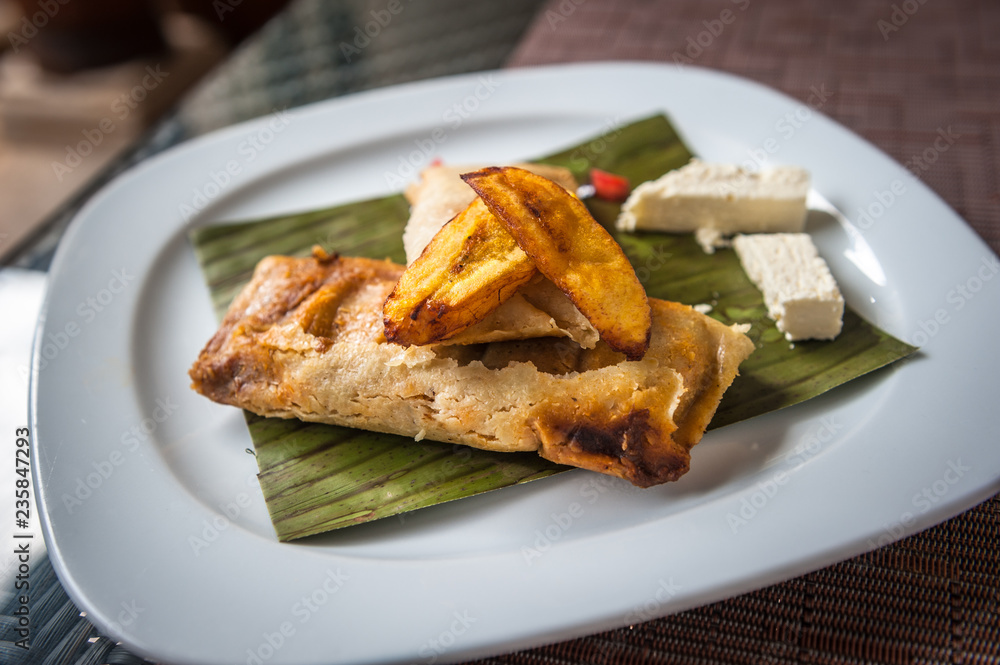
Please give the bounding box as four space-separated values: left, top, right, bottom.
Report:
3 0 994 269
0 0 548 265
0 0 291 262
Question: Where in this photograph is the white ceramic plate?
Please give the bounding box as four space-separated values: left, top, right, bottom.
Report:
31 63 1000 665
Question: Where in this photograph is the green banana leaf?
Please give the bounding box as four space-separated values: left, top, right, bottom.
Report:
190 114 915 540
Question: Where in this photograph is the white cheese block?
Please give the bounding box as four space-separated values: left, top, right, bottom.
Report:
616 160 811 251
732 233 844 341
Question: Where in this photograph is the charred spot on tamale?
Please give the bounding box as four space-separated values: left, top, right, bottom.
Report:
533 409 689 488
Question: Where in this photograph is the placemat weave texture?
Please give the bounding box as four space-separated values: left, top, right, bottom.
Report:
468 0 1000 662
507 0 1000 255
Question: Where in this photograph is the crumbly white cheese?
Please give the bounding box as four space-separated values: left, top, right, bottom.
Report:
732 233 844 341
616 160 811 251
692 303 714 315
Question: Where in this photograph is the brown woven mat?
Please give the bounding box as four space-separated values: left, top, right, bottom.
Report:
508 0 1000 256
460 1 1000 663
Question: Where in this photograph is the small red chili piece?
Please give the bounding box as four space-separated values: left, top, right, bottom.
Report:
589 168 630 202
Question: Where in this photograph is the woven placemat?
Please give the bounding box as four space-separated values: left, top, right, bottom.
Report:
507 0 999 256
473 0 1000 663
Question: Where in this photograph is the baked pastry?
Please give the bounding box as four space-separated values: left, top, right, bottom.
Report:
405 164 600 349
402 163 579 263
189 248 754 487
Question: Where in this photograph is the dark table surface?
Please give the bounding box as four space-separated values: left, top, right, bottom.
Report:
4 1 998 663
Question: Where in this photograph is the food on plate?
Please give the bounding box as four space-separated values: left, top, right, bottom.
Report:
188 247 755 488
616 159 811 253
403 163 598 348
462 166 651 360
383 197 538 346
732 233 844 341
189 114 920 539
589 168 631 201
190 156 758 489
402 162 579 264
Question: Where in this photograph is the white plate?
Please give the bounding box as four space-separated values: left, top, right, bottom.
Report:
31 63 1000 665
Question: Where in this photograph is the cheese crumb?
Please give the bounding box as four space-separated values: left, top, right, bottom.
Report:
732 233 844 341
694 228 728 254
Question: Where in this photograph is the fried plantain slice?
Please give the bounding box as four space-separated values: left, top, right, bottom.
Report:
383 196 537 346
462 166 652 360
